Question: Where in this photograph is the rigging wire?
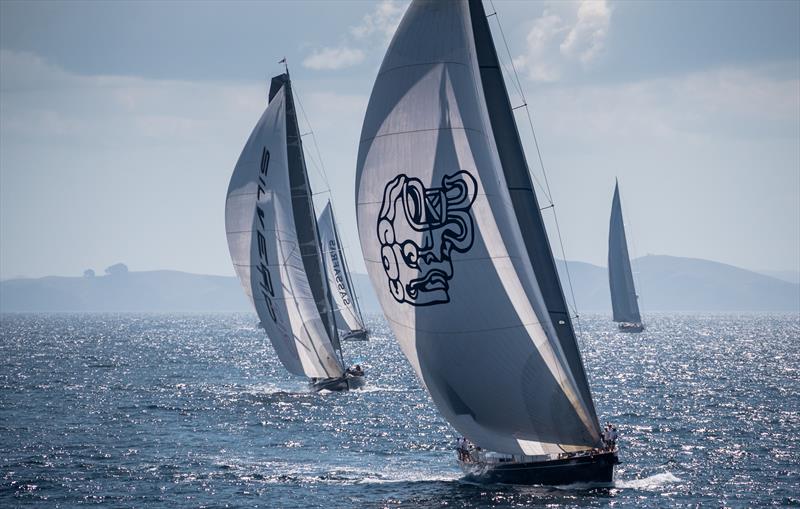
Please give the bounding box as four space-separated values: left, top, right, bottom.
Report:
290 77 368 336
284 72 349 366
621 185 647 319
291 82 333 197
487 0 583 333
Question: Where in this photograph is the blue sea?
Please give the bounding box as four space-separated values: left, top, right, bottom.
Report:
1 313 798 507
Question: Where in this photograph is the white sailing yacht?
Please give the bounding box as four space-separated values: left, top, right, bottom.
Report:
608 180 645 333
225 70 364 392
355 0 616 484
317 201 370 341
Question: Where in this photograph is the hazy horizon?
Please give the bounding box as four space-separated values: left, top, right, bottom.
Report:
2 253 797 282
2 0 798 279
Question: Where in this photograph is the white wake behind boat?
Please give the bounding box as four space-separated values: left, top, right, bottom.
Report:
354 0 616 485
608 180 645 333
225 70 364 392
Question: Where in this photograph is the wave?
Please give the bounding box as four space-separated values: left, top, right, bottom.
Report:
550 472 680 491
352 385 410 394
615 472 682 490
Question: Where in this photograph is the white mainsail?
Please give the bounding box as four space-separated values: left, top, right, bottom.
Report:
226 74 344 380
608 181 642 324
355 0 602 456
318 201 366 334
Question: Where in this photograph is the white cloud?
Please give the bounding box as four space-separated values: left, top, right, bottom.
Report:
517 65 799 270
513 12 568 82
0 50 369 278
515 0 611 82
301 46 365 71
560 0 611 63
350 0 405 42
302 1 406 72
531 67 799 144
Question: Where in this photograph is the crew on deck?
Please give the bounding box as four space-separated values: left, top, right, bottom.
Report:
602 423 619 450
457 437 475 462
346 365 364 377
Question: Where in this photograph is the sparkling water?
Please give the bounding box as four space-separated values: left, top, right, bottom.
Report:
1 313 798 507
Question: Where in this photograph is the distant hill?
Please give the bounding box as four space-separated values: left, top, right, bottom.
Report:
555 255 799 312
1 255 797 313
757 269 800 285
0 270 250 312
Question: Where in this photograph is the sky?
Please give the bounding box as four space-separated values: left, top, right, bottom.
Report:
1 0 798 279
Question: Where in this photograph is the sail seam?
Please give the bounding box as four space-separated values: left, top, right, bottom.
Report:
376 60 468 78
360 126 485 144
384 314 544 335
361 254 530 264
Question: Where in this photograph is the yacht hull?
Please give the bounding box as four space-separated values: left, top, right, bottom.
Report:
460 450 618 486
618 323 644 333
310 373 365 392
341 329 369 341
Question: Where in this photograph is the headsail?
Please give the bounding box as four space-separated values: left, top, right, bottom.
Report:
608 181 642 324
226 74 344 380
355 0 602 456
318 200 366 334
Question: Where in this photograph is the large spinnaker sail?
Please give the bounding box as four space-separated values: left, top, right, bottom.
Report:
355 0 601 456
608 181 641 324
226 79 344 380
319 201 366 333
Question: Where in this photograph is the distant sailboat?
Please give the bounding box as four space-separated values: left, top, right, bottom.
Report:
608 180 645 333
317 200 370 341
225 70 364 392
355 0 616 485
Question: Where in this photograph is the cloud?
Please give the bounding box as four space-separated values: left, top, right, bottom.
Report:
350 0 405 42
302 1 406 71
560 0 611 63
531 66 799 144
513 12 568 82
301 46 365 71
513 63 799 272
0 50 369 278
514 0 611 82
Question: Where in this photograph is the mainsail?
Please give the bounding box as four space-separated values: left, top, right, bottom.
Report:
226 73 344 380
608 181 642 324
318 200 366 334
355 0 602 456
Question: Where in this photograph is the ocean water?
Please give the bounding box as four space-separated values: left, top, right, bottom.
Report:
1 313 798 508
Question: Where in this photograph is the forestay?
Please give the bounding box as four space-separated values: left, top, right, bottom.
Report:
608 181 642 324
355 0 602 456
226 80 344 380
318 201 366 333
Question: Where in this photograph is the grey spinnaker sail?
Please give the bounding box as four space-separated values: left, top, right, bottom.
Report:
318 200 366 333
355 0 601 456
608 181 641 324
226 74 344 380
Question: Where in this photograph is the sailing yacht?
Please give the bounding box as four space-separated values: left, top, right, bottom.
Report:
608 180 645 333
225 70 364 392
355 0 616 485
317 201 370 341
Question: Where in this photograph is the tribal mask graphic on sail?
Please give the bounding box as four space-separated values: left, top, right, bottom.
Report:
255 147 278 323
328 241 351 306
377 171 477 306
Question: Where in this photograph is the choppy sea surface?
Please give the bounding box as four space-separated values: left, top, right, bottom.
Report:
1 313 798 508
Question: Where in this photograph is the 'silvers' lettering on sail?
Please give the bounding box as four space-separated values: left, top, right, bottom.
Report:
377 170 477 306
256 147 278 323
328 240 351 306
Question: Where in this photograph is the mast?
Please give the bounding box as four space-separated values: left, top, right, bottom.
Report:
270 71 342 355
354 0 602 455
608 180 641 324
466 0 598 424
328 203 366 326
226 71 345 380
